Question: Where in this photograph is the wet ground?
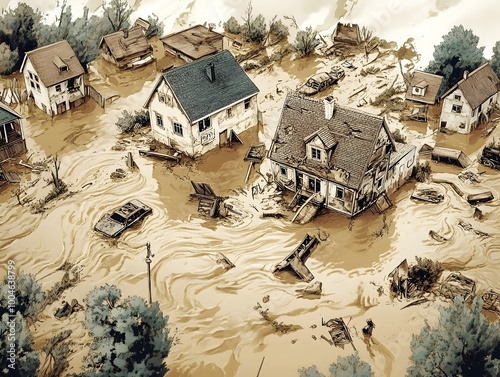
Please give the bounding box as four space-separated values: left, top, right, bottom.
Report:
1 43 500 377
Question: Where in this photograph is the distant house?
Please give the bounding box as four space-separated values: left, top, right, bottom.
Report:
99 22 154 69
144 50 259 156
332 22 361 46
405 71 443 104
268 93 416 217
161 25 224 63
439 63 500 134
0 103 26 160
21 40 86 116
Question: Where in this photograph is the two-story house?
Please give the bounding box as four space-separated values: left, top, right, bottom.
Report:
0 103 27 160
439 63 500 134
21 40 86 116
269 92 416 217
144 50 259 157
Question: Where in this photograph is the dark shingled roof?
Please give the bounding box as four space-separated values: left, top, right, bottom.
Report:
22 40 84 87
161 50 259 122
269 92 389 190
0 103 20 125
100 25 150 61
441 63 500 109
405 71 443 104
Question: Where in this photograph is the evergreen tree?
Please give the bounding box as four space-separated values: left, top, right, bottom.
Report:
102 0 132 32
427 25 486 95
490 41 500 78
298 353 372 377
0 272 44 321
407 296 500 377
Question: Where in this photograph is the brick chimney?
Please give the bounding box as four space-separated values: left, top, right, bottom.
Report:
323 96 335 120
463 70 469 80
206 62 215 82
123 29 129 39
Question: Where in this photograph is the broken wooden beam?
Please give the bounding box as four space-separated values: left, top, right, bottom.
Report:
138 150 180 162
216 253 235 270
244 162 254 183
126 152 138 169
272 234 319 282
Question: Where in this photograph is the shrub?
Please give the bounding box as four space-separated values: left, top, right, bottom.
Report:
294 27 320 57
223 16 241 34
116 109 150 133
413 161 432 182
408 257 443 292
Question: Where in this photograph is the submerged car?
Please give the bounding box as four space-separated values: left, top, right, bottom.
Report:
297 66 345 96
94 199 152 238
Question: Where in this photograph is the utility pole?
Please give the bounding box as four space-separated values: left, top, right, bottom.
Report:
145 242 154 306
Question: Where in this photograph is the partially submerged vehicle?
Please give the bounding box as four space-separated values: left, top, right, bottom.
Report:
297 66 344 96
94 199 152 237
479 145 500 170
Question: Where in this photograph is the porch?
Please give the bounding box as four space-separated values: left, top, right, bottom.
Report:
0 120 27 159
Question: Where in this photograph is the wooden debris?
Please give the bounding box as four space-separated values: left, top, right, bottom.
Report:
431 147 471 168
440 273 476 302
409 105 428 122
411 188 444 203
198 197 222 218
296 281 322 296
322 317 356 351
139 150 180 162
291 192 324 224
458 220 490 237
348 85 367 99
126 152 138 169
272 234 319 282
191 181 217 199
473 207 483 220
482 290 500 315
215 253 235 270
244 161 254 183
419 143 434 155
388 259 409 299
429 230 447 242
262 212 285 219
244 144 266 163
401 298 429 310
467 192 494 205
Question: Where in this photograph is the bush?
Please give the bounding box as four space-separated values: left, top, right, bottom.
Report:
294 27 320 57
413 161 431 182
299 352 372 377
408 257 443 292
223 16 241 34
116 109 150 133
242 14 267 43
270 19 289 41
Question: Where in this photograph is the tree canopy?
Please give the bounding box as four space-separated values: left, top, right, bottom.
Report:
407 296 500 377
0 272 44 321
490 41 500 78
298 353 372 377
426 25 486 95
293 26 320 57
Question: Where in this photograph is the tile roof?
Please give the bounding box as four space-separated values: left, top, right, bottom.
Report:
405 70 443 104
23 40 84 87
269 92 388 190
160 50 259 123
441 63 500 109
100 25 150 61
0 103 21 125
161 24 224 61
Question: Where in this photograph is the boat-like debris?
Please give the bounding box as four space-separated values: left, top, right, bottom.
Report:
272 234 319 282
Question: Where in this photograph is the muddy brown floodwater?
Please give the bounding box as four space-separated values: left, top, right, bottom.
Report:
1 56 500 377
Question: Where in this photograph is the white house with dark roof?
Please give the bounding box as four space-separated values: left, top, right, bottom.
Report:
144 50 259 156
439 63 500 134
405 70 443 105
269 92 416 216
21 40 86 116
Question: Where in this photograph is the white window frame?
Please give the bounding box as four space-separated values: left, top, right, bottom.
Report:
311 147 321 161
155 112 164 129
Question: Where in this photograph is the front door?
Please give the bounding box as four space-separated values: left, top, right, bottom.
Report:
57 102 66 114
219 130 228 146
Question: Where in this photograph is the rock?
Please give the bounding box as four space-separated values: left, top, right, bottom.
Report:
303 281 322 295
312 335 317 340
110 168 127 179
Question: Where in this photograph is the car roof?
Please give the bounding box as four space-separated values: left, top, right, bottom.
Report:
113 201 141 218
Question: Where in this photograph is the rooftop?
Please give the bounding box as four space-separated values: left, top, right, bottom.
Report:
406 70 443 104
161 24 223 61
100 25 150 61
0 103 21 125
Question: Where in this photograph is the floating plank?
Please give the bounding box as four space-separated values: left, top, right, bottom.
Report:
272 234 319 282
429 230 447 242
244 144 266 163
191 181 217 199
244 161 254 183
139 150 180 162
440 273 476 301
216 252 235 270
467 192 494 205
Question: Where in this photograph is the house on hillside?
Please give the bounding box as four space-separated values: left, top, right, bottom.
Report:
99 21 154 69
439 63 500 134
161 25 224 63
144 50 259 156
332 22 361 46
268 93 416 217
0 103 26 160
405 70 443 105
21 40 86 116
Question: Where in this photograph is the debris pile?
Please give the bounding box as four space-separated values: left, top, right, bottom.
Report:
272 234 319 282
411 188 444 203
321 317 356 350
439 273 476 302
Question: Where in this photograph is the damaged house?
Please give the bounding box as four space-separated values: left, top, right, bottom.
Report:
439 63 500 134
332 22 361 46
268 93 416 217
161 25 224 63
144 50 259 156
21 40 86 116
0 103 26 160
99 20 154 69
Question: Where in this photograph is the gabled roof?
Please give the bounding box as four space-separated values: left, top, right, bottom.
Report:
441 63 500 109
100 25 150 61
269 92 392 190
21 40 84 87
144 50 259 123
161 24 224 61
0 103 21 125
405 70 443 104
304 126 338 150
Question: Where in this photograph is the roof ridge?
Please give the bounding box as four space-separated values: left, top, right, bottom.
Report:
27 40 68 55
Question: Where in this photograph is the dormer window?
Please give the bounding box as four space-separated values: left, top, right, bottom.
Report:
311 147 322 161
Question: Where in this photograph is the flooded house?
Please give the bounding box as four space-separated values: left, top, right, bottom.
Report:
0 103 26 160
405 70 443 105
268 93 416 217
21 40 86 116
332 22 361 46
99 20 154 69
161 25 224 63
439 63 500 134
144 50 259 156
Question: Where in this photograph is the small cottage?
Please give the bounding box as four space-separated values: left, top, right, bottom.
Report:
0 103 26 160
268 93 416 217
405 71 443 104
439 63 500 134
144 50 259 157
21 40 86 116
332 22 361 46
161 25 224 63
99 23 154 69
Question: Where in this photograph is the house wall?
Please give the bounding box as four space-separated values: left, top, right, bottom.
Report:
149 81 258 156
385 147 416 196
23 58 85 116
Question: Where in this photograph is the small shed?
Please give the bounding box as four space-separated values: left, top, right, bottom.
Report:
431 147 471 168
332 22 361 45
